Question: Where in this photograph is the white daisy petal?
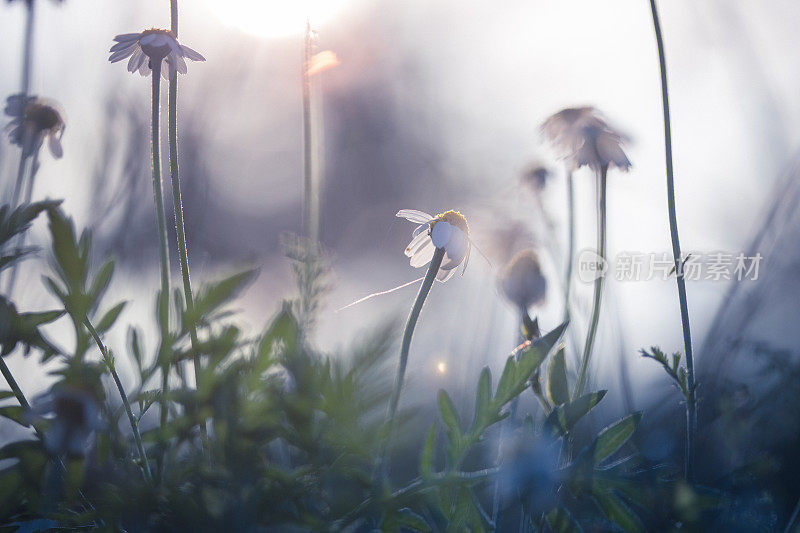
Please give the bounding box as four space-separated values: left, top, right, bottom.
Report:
412 223 430 237
461 244 471 275
109 46 136 63
180 45 206 61
127 49 143 72
436 268 457 282
110 40 138 53
138 58 151 76
404 231 429 257
430 221 453 248
113 33 141 43
160 61 170 80
397 209 434 224
48 134 63 159
173 53 188 74
167 38 183 56
409 241 436 268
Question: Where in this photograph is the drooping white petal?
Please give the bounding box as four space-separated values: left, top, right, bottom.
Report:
412 223 430 237
404 231 429 257
430 221 453 248
138 57 151 76
113 33 142 43
48 134 63 159
461 243 471 275
409 241 436 268
436 268 457 282
172 53 188 74
127 49 144 72
180 45 206 61
160 60 170 80
109 46 137 63
397 209 434 224
110 40 138 53
167 38 183 57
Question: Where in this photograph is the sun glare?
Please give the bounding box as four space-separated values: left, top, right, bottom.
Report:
207 0 350 39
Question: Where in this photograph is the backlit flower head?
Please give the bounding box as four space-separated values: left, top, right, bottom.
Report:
4 94 65 159
397 209 471 282
109 29 205 79
541 106 631 172
499 249 547 311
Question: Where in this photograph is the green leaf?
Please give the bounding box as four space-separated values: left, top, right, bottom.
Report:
438 389 461 440
0 200 60 250
546 506 584 533
88 259 115 305
472 367 492 430
421 424 436 478
546 347 569 406
0 391 15 402
593 413 642 464
543 390 606 439
0 406 28 427
187 269 259 326
255 306 299 375
95 301 126 333
594 491 645 533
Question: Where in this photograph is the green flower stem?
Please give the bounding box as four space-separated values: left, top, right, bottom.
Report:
84 318 153 483
168 0 206 443
574 164 608 399
563 169 575 324
649 0 696 482
378 247 445 477
20 0 35 95
301 19 319 243
0 356 30 411
150 61 173 430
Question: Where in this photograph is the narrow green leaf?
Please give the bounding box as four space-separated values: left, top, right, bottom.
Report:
0 406 28 427
421 424 436 478
593 412 642 464
543 390 607 439
95 301 126 333
88 259 115 304
594 491 645 533
438 390 461 439
546 347 569 406
472 367 492 429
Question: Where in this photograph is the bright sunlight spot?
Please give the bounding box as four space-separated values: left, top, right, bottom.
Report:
437 361 447 374
206 0 351 38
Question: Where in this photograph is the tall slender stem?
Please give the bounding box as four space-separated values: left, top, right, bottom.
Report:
378 248 444 478
648 0 696 482
84 319 153 483
0 357 30 411
150 62 172 430
301 19 319 242
21 0 35 96
168 0 206 444
563 169 575 324
574 165 607 399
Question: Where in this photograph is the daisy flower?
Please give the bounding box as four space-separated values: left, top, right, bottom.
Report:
4 94 65 159
108 29 205 79
541 106 631 172
397 209 471 282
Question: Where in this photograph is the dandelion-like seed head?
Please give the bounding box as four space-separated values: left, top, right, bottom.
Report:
397 209 472 282
4 94 66 158
499 249 547 311
542 106 631 172
109 28 205 79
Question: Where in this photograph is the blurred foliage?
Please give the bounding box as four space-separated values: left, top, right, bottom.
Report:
0 200 796 531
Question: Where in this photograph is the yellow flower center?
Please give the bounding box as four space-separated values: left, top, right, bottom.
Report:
432 210 469 235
